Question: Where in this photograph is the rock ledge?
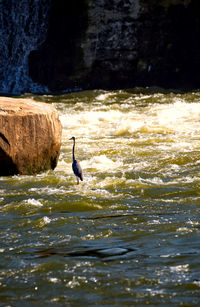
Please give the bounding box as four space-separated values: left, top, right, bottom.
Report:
0 97 62 175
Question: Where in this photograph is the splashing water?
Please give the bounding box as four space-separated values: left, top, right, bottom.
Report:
0 89 200 306
56 89 200 193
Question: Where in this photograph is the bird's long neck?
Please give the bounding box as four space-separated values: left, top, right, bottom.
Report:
72 139 76 161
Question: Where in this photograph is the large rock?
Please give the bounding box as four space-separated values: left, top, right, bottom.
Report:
0 97 62 176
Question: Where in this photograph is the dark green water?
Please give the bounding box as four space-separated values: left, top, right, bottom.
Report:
0 88 200 306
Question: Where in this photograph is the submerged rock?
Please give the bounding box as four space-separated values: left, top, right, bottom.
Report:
0 97 62 176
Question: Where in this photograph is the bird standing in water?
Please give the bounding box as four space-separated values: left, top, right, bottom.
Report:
69 137 83 184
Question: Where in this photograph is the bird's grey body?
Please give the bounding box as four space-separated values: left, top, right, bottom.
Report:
70 137 83 184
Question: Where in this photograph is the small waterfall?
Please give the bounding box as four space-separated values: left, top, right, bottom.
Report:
0 0 51 95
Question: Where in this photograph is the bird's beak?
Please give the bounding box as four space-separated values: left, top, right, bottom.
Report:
69 137 72 140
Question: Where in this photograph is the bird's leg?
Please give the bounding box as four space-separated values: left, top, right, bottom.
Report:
77 177 79 185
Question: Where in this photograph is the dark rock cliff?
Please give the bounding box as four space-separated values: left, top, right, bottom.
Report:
0 0 200 94
29 0 88 92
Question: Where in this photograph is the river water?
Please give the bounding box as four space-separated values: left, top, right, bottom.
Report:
0 88 200 306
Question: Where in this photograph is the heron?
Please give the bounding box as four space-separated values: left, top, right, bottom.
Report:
69 136 83 184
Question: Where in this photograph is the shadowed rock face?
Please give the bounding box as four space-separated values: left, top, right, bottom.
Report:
28 0 88 92
0 98 62 175
28 0 200 91
1 0 200 93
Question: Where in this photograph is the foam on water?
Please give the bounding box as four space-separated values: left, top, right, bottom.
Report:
82 155 123 172
53 92 200 200
96 92 115 101
60 97 200 140
24 199 43 207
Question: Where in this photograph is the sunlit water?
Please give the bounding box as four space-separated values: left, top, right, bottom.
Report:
1 88 200 306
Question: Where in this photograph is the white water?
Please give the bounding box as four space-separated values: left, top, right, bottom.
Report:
54 91 200 194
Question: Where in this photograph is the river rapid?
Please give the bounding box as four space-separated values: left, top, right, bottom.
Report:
0 88 200 306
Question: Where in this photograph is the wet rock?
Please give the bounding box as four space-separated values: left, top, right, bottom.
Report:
34 245 136 260
0 97 62 176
